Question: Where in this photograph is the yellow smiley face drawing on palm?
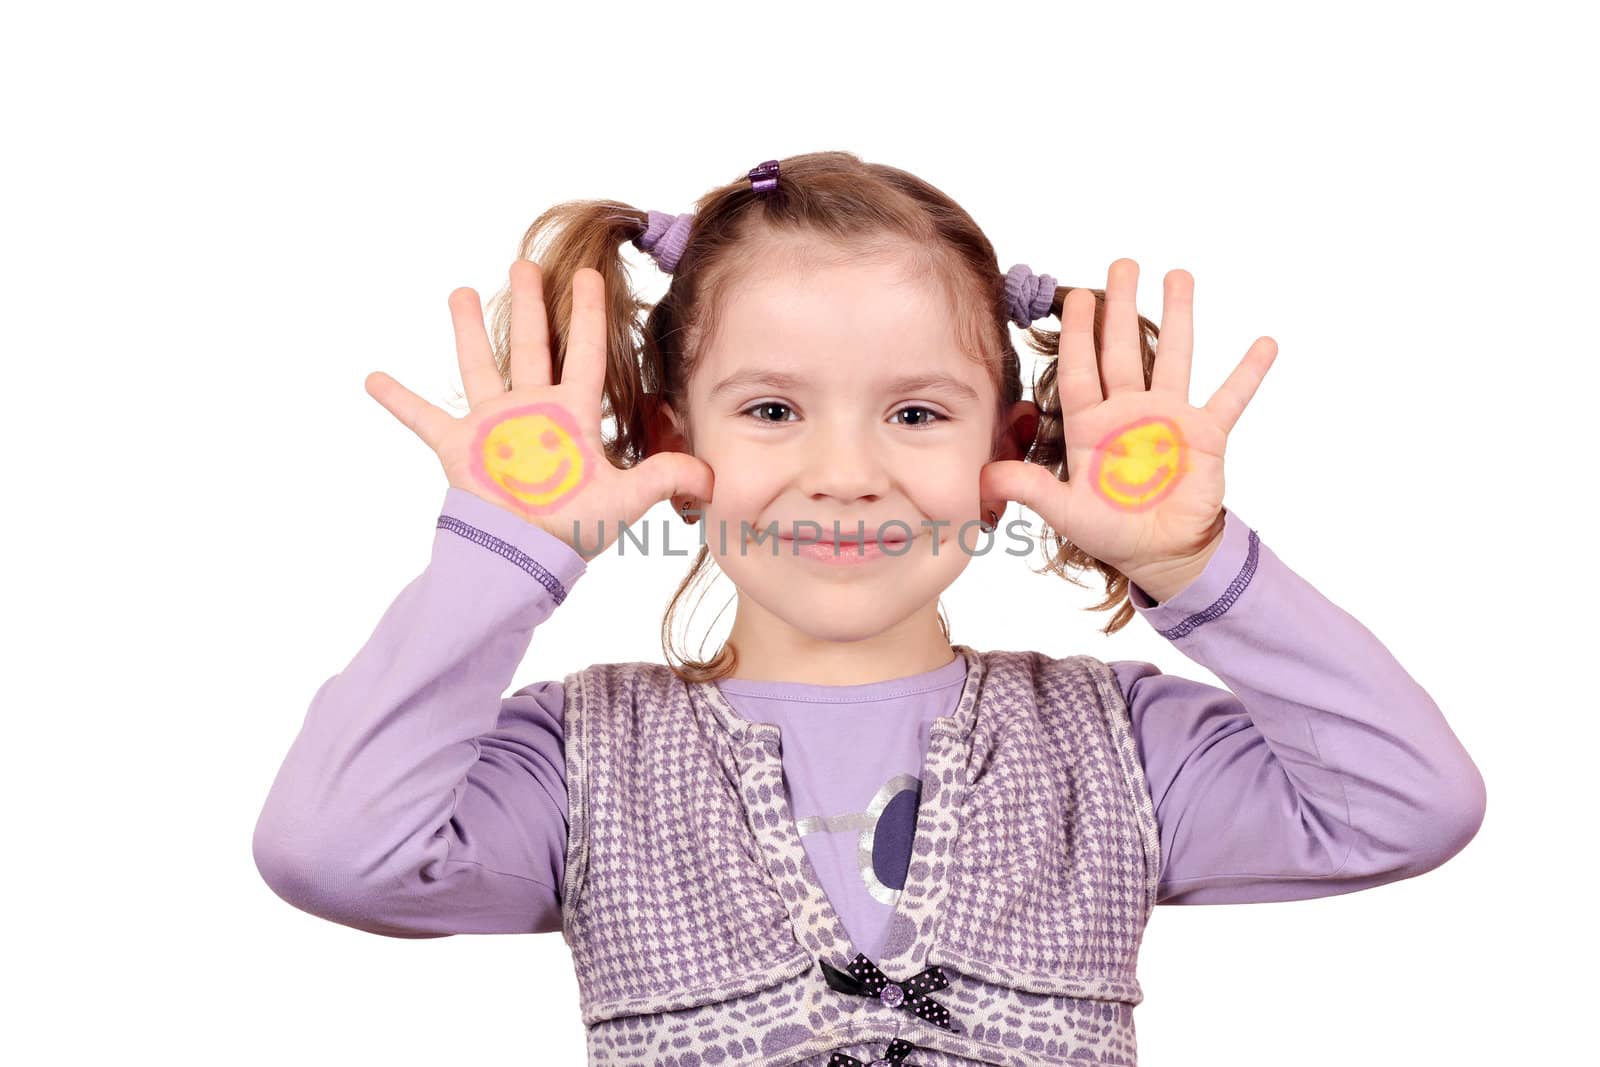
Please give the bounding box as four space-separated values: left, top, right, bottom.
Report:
469 403 595 515
1089 415 1187 511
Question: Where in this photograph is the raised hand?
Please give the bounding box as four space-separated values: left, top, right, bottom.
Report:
980 259 1277 600
364 262 714 559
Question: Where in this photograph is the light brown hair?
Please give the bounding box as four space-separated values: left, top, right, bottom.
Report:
470 150 1160 683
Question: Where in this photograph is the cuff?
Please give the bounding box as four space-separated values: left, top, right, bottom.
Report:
1128 507 1261 641
435 486 589 605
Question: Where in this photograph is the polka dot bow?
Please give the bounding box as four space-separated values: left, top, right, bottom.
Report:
827 1037 924 1066
819 952 958 1031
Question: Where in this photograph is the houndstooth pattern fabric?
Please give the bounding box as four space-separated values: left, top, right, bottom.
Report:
558 645 1162 1066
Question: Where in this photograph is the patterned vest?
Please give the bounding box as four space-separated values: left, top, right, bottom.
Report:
558 643 1161 1066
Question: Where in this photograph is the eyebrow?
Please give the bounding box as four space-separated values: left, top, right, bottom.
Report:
707 368 980 403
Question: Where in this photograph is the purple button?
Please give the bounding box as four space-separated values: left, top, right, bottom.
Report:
878 982 904 1008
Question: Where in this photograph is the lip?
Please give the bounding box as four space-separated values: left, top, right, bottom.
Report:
777 533 914 566
777 535 910 546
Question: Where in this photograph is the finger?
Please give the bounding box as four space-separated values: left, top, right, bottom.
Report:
628 450 716 518
364 371 453 451
561 268 608 406
979 459 1070 534
1203 337 1279 434
508 259 552 390
1101 259 1146 396
449 287 504 410
1150 270 1194 398
1056 287 1104 419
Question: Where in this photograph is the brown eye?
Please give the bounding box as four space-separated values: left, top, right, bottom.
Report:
744 402 795 423
891 406 943 427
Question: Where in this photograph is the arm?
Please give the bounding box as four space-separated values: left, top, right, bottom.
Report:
1109 507 1487 905
251 487 587 937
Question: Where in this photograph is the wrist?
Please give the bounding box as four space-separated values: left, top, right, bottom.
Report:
1123 510 1227 604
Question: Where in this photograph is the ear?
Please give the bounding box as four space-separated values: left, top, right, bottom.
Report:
994 399 1041 463
641 393 689 457
982 400 1042 528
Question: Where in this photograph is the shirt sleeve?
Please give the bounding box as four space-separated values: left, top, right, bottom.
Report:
1107 507 1487 906
251 487 587 937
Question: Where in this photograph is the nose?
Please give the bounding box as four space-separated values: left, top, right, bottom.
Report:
802 415 889 507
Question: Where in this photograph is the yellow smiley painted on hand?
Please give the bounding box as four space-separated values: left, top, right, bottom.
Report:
1089 416 1186 511
469 403 595 515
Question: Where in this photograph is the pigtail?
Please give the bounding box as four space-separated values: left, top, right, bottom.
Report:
440 200 657 472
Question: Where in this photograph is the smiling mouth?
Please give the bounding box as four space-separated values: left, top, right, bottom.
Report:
1106 464 1171 495
500 457 572 494
779 534 911 546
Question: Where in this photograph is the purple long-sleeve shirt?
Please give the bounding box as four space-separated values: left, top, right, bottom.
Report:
253 487 1486 953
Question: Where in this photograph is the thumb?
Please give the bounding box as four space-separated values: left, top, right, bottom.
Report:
980 459 1069 530
628 451 716 518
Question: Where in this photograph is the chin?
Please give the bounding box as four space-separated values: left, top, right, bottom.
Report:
735 583 920 644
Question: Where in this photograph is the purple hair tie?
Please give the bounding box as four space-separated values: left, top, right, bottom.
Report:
1004 262 1058 327
635 159 782 274
747 158 780 192
635 210 695 273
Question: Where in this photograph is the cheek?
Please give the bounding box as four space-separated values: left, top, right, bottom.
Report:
923 490 975 522
908 460 981 509
693 447 781 501
694 475 772 544
700 467 765 505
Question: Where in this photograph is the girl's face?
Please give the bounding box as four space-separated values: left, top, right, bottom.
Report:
658 243 1037 670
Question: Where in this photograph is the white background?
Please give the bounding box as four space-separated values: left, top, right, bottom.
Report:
5 1 1594 1063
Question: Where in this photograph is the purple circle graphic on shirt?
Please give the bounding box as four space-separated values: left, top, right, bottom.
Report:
871 785 921 890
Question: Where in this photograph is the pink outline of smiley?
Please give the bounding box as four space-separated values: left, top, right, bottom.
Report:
1087 415 1186 512
468 402 596 515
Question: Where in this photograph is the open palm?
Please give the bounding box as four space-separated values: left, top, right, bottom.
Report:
982 259 1277 578
363 262 713 558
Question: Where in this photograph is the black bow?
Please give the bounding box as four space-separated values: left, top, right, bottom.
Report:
819 952 958 1032
828 1037 923 1066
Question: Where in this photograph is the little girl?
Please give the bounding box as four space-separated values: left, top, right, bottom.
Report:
253 151 1486 1067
